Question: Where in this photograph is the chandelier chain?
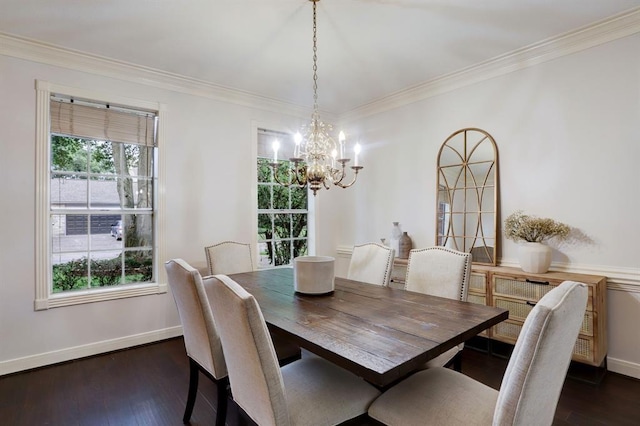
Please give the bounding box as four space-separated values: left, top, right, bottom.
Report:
312 0 318 116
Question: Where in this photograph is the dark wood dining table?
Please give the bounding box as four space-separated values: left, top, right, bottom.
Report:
228 267 508 388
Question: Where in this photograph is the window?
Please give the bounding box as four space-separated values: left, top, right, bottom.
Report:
257 129 309 267
35 81 166 309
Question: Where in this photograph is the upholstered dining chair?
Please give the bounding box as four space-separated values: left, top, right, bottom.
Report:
207 273 381 426
404 246 472 371
347 242 395 286
204 240 301 364
368 280 588 426
204 240 254 275
165 259 228 426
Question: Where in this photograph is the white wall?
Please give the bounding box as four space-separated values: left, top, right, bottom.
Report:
332 34 640 376
1 32 638 378
0 54 308 373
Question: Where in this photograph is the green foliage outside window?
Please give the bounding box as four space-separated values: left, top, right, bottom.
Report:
257 158 308 266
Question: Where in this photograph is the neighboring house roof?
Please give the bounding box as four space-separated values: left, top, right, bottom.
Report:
51 178 121 205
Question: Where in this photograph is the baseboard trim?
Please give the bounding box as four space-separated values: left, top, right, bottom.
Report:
0 326 183 376
608 357 640 380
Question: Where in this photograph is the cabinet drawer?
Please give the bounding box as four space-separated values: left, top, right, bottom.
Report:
494 297 594 336
493 319 595 364
493 275 593 310
468 293 486 306
469 272 487 294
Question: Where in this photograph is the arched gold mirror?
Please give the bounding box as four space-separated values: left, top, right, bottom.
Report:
436 128 498 265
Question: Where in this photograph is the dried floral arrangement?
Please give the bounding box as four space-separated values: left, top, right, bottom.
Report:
504 210 570 243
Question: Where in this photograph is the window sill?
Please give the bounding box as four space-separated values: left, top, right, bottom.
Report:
35 282 167 310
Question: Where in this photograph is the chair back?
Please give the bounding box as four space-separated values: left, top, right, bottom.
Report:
493 281 588 426
347 243 395 286
405 246 471 301
205 241 254 275
206 274 290 426
165 259 227 379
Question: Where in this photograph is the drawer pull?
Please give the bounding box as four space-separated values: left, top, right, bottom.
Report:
526 301 537 307
525 278 550 286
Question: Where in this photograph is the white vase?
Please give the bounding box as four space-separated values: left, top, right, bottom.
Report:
390 222 402 256
517 242 552 274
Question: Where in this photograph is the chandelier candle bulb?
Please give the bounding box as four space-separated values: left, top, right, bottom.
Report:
272 140 280 162
339 131 346 159
354 143 361 167
294 132 302 158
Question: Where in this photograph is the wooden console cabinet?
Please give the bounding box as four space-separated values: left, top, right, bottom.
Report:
392 261 607 367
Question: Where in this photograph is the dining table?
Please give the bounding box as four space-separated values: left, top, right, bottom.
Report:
228 267 508 388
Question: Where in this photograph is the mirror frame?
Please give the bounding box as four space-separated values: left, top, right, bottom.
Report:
435 128 499 265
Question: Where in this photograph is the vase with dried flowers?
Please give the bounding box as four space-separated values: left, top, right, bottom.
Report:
504 210 570 273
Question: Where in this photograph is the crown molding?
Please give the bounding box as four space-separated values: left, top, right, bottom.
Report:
1 7 638 124
0 32 316 120
341 7 640 122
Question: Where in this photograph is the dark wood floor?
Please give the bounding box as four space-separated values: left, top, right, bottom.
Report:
1 337 638 425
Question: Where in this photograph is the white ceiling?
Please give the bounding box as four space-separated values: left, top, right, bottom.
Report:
1 0 639 114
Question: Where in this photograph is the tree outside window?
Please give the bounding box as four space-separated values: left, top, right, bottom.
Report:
257 130 308 267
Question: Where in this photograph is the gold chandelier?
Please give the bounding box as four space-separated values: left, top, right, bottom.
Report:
269 0 363 196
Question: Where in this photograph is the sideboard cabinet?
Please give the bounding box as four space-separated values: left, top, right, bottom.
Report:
391 261 607 367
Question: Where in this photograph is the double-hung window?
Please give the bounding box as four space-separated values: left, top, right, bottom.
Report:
35 81 165 309
257 129 309 268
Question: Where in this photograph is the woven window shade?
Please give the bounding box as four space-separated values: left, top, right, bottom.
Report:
50 99 156 146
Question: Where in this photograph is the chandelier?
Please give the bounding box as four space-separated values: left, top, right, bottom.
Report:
269 0 363 196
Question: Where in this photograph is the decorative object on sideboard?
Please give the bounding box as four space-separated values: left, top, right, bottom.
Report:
399 232 412 259
390 222 402 257
504 210 570 273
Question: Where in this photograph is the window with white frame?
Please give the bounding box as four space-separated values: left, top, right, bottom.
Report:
35 81 166 309
257 129 309 267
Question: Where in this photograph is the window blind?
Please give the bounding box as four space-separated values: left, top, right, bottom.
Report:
50 98 156 146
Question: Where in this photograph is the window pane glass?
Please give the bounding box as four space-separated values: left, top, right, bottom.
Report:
292 239 308 258
124 250 153 284
273 185 289 209
123 214 153 248
274 214 291 239
90 253 123 287
257 158 272 183
89 176 120 209
258 241 273 268
52 255 88 293
88 140 116 174
258 213 273 242
51 175 88 208
258 185 271 209
52 214 89 250
51 136 89 173
291 186 307 209
273 240 291 266
291 214 307 238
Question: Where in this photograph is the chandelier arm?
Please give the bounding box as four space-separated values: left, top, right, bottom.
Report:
333 166 363 189
269 162 297 188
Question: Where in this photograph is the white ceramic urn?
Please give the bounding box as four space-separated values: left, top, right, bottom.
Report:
517 242 552 274
293 256 335 295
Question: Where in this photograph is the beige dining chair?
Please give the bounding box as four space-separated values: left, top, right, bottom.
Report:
404 246 472 371
368 280 588 426
204 240 301 364
206 273 381 426
165 259 228 426
204 240 254 275
347 242 395 286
